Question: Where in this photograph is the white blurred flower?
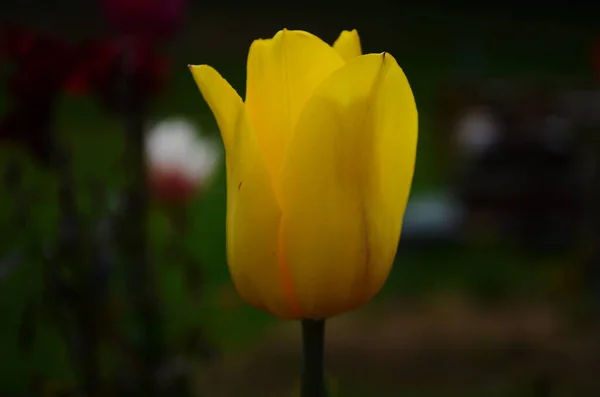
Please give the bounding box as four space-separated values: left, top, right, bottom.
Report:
454 106 499 159
146 117 220 202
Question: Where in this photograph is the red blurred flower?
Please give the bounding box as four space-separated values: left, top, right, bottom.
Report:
1 26 76 99
0 26 77 163
0 26 168 162
65 36 169 111
102 0 186 39
149 168 198 203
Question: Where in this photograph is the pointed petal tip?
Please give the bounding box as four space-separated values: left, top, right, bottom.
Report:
188 64 215 70
333 29 362 61
379 51 399 65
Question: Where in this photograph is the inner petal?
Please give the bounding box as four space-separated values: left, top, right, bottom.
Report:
244 29 345 187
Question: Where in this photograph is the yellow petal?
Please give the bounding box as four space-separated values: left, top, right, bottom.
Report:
188 65 239 152
332 29 362 61
189 65 296 318
279 53 418 319
245 29 345 183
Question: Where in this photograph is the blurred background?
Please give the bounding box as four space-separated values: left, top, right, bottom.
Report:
1 1 600 396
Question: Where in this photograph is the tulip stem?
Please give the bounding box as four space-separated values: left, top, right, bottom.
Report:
300 318 327 397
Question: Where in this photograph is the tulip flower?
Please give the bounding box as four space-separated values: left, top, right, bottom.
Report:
146 117 220 204
189 29 417 320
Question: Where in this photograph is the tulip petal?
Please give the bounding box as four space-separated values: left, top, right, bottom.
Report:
279 53 418 319
188 65 239 152
189 65 296 318
332 29 362 61
245 29 345 183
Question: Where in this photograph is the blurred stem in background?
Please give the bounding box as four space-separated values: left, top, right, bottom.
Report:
2 160 24 276
301 319 327 397
2 19 197 396
0 26 109 396
586 134 600 305
116 41 164 397
4 160 23 223
166 204 216 364
31 119 103 397
54 147 101 397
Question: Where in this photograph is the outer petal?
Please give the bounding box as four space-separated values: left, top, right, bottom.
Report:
245 29 345 183
279 53 418 319
189 65 296 318
332 29 362 62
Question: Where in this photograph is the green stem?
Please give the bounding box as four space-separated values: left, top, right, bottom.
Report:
300 319 327 397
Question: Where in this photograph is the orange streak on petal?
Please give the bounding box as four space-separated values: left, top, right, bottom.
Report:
278 224 302 318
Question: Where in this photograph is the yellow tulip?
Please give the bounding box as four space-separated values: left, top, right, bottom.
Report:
189 29 418 320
